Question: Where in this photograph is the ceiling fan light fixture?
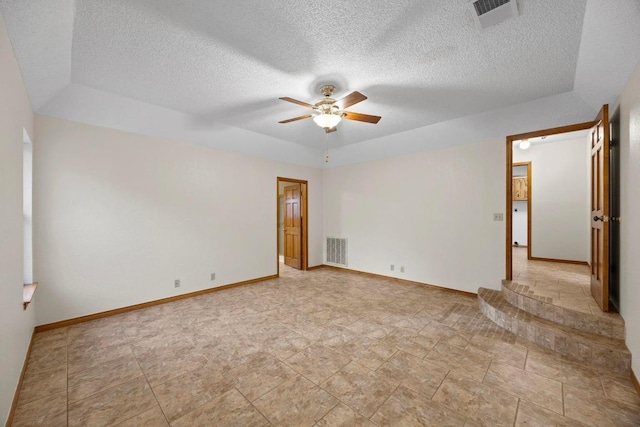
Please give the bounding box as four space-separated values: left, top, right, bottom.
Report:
278 85 380 134
519 139 530 150
313 113 342 129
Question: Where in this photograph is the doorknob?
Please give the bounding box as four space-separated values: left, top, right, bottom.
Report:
593 215 610 222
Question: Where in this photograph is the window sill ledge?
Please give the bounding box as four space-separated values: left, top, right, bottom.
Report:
23 282 38 310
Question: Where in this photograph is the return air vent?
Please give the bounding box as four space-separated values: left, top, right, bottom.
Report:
326 237 348 267
468 0 518 30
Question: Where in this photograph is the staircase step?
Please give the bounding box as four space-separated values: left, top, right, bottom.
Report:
478 287 631 377
501 280 625 340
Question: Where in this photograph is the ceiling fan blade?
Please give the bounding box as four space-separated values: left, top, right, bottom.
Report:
342 111 381 124
279 97 315 109
325 126 337 134
278 114 313 124
335 91 367 109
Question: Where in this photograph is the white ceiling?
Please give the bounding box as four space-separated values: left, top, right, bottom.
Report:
1 0 639 167
514 129 590 150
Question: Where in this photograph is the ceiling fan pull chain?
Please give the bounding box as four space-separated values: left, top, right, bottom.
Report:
325 132 330 163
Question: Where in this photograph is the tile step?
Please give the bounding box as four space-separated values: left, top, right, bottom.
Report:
501 280 625 340
477 287 630 377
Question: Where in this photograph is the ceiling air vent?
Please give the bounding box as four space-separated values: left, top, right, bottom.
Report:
469 0 519 30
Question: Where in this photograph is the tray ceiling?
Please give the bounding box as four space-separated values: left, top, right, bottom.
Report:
1 0 639 166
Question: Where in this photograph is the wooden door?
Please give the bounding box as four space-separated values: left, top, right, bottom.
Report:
284 185 302 269
590 104 609 311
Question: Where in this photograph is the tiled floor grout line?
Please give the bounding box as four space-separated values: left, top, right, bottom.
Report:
368 382 401 423
231 385 272 425
310 399 342 426
314 369 361 417
512 398 521 426
481 359 494 383
135 351 171 427
318 357 399 420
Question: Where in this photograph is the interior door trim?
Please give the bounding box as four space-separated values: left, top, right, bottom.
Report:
277 177 309 276
505 121 594 280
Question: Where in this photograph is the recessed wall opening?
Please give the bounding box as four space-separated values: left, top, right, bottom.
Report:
506 105 617 313
511 161 531 256
276 177 308 275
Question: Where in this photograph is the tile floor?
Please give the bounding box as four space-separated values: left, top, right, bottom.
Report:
12 261 640 426
511 247 600 314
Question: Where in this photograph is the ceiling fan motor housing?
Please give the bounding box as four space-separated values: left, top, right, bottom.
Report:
314 98 341 115
320 84 336 97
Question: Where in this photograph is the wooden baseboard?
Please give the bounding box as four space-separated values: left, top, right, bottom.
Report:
632 368 640 397
6 330 35 427
529 256 589 266
34 274 277 332
320 264 476 298
306 265 325 271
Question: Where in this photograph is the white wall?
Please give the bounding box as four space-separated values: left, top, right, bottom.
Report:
33 115 323 325
513 138 590 262
617 60 640 381
0 12 35 425
323 140 505 294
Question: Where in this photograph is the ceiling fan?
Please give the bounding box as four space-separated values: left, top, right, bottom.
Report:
278 85 381 133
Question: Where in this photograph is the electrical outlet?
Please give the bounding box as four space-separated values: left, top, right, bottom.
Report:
174 279 180 288
400 266 405 273
390 264 395 271
210 273 216 280
493 213 504 221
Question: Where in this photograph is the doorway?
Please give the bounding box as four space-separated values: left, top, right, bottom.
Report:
506 121 593 279
277 177 308 275
505 105 615 312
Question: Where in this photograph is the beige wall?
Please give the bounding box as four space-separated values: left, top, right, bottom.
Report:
617 60 640 378
0 12 35 424
33 115 323 325
323 139 505 294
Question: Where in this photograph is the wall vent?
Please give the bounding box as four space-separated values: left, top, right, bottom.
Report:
468 0 518 30
326 237 348 267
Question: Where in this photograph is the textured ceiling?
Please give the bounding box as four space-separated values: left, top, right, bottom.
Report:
1 0 639 166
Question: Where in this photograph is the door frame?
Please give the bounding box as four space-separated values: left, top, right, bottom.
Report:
277 177 308 275
505 121 594 280
512 161 532 259
608 107 621 312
